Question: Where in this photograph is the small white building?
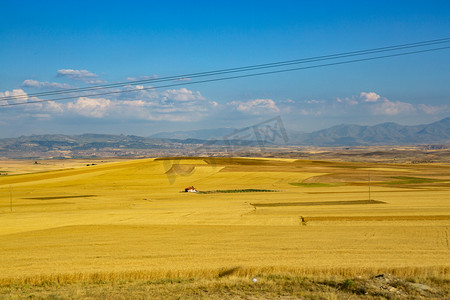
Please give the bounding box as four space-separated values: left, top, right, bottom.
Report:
185 186 197 193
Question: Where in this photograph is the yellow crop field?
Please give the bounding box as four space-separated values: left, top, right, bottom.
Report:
0 157 449 297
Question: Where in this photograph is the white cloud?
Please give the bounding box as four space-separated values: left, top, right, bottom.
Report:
57 69 105 84
371 99 416 115
117 88 213 121
67 97 111 118
336 97 358 105
304 99 324 104
230 99 280 115
173 77 191 82
32 114 51 119
360 92 381 102
359 92 417 116
0 89 28 104
161 88 205 102
418 104 450 115
29 87 216 122
45 101 65 113
298 108 324 116
126 75 158 81
335 92 418 116
22 79 72 89
113 100 214 122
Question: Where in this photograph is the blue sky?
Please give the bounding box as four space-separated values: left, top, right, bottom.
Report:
0 0 449 137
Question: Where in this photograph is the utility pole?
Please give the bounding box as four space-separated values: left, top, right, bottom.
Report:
368 172 371 201
9 185 12 212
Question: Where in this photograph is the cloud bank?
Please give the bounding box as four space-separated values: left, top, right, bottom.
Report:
57 69 105 84
22 79 72 89
25 86 217 122
0 88 29 105
229 99 280 115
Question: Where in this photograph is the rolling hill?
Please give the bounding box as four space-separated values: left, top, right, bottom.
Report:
0 118 448 158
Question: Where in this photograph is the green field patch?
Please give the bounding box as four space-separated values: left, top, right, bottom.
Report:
23 195 97 200
289 182 340 188
197 189 278 194
384 176 442 185
251 200 386 207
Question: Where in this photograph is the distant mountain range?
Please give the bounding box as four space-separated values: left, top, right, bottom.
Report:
150 117 450 146
0 118 448 158
290 117 450 146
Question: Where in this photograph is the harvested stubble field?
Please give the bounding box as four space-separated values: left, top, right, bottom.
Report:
0 156 449 299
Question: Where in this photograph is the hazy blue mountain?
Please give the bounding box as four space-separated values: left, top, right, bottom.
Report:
0 118 449 158
149 118 450 146
291 117 450 146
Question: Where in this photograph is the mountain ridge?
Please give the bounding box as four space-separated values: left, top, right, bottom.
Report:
291 117 450 146
0 118 448 159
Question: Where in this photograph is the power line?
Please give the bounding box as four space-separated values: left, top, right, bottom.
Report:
2 38 450 102
2 45 449 107
2 37 449 101
1 44 449 107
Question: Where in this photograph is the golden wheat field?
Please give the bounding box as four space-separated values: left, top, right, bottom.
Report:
0 156 449 292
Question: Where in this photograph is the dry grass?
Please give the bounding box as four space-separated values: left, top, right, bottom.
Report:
0 156 449 297
1 272 449 299
1 266 449 286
